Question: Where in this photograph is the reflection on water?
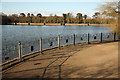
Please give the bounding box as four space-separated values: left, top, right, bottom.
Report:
2 25 112 43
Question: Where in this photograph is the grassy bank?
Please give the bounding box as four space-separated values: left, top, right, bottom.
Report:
11 23 110 27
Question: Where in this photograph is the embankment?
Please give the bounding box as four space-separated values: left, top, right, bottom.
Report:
11 23 110 27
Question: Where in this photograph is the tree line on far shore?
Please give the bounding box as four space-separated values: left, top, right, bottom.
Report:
1 12 114 25
1 0 118 26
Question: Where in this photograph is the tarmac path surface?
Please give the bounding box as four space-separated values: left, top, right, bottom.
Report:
2 42 119 78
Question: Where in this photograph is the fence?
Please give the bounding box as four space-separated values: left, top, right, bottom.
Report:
2 32 120 63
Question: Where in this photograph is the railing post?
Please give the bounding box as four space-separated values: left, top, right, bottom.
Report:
58 35 60 49
40 38 43 54
88 33 90 44
100 32 102 43
73 33 75 45
114 32 116 42
18 41 22 62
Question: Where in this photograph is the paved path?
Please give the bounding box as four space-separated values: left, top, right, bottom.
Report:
2 42 119 78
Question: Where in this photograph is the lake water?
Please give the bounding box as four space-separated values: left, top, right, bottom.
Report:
2 25 113 62
2 25 112 43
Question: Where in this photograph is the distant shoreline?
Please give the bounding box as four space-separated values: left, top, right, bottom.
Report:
9 23 110 27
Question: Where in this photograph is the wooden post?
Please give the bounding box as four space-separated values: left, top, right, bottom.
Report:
18 41 22 62
88 33 90 44
100 32 102 43
28 23 30 25
40 38 42 54
73 33 75 45
58 35 60 49
114 32 116 42
44 23 46 25
15 22 17 25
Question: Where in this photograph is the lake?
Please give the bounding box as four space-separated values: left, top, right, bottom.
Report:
2 25 112 42
2 25 113 62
